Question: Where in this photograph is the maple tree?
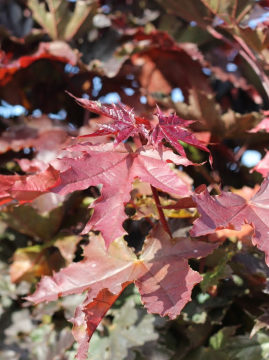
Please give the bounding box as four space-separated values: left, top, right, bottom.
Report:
0 0 269 359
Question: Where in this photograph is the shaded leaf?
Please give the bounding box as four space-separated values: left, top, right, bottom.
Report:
131 30 212 104
217 332 269 360
0 41 78 85
0 0 33 38
220 110 262 138
28 0 98 41
249 111 269 133
185 330 269 360
201 249 234 292
54 235 81 264
10 245 64 283
87 297 158 360
201 0 251 24
251 307 269 337
72 287 129 360
132 196 195 220
0 165 60 206
156 0 211 27
0 203 63 241
0 116 69 161
28 324 74 360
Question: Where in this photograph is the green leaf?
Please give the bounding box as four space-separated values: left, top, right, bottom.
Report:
187 330 269 360
184 347 227 360
201 249 234 292
156 0 211 27
27 0 98 41
88 297 158 360
251 307 269 337
0 204 64 241
209 326 237 350
200 0 252 24
221 332 269 359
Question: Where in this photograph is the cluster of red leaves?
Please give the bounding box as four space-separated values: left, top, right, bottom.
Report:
0 93 214 358
71 93 211 161
1 1 269 358
1 92 269 358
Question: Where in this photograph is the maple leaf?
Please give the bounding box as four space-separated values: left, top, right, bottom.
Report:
68 93 211 165
28 0 98 41
52 142 192 247
0 117 68 163
1 200 63 241
72 288 129 360
131 30 212 105
0 42 78 86
190 178 269 265
10 245 64 283
67 92 151 144
151 107 212 164
27 225 216 359
0 174 21 206
0 165 60 206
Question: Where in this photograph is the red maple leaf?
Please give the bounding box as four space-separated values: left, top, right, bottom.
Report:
0 42 78 85
68 94 211 164
52 142 192 247
151 107 212 164
0 165 60 206
0 117 68 160
191 178 269 265
27 225 216 360
68 92 151 144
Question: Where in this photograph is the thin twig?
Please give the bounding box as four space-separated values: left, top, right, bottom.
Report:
151 185 172 238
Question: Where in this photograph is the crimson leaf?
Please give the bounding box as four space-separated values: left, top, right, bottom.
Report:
151 106 212 164
68 94 211 164
52 142 192 247
67 92 151 144
191 178 269 265
0 165 60 205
